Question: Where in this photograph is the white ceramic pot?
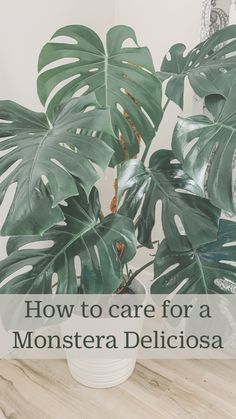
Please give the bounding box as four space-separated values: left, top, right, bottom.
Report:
66 278 147 388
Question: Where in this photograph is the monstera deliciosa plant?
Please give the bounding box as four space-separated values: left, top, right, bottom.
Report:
1 24 236 295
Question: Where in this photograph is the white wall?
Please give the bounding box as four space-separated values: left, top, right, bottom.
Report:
0 1 203 272
0 0 115 109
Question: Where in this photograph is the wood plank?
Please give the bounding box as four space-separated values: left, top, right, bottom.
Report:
0 359 235 419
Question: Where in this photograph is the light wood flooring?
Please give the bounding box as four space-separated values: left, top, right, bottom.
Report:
0 359 235 418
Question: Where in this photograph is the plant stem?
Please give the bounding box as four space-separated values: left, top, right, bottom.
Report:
141 98 171 164
141 143 151 163
163 98 170 112
99 209 105 219
115 163 121 210
125 263 130 279
124 259 154 289
137 240 159 249
117 163 121 178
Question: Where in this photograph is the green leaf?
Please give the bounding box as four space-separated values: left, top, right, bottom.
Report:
172 69 236 214
37 25 162 165
118 150 220 251
0 93 115 236
151 220 236 294
157 25 236 108
0 187 136 294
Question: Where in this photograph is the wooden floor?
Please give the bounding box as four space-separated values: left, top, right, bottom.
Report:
0 359 235 418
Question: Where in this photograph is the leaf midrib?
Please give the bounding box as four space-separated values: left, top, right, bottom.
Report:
28 129 51 212
194 251 208 294
30 217 97 287
19 214 126 290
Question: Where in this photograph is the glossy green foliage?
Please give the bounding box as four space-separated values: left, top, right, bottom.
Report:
0 94 114 235
151 220 236 294
118 150 220 251
157 25 236 108
173 69 236 214
37 25 163 165
0 187 136 294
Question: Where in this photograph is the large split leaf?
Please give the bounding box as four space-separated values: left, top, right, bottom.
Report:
151 220 236 294
172 69 236 214
37 25 162 165
0 93 114 236
0 187 136 294
118 149 220 251
157 25 236 108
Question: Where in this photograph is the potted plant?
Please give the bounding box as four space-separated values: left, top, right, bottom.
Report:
1 24 236 387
